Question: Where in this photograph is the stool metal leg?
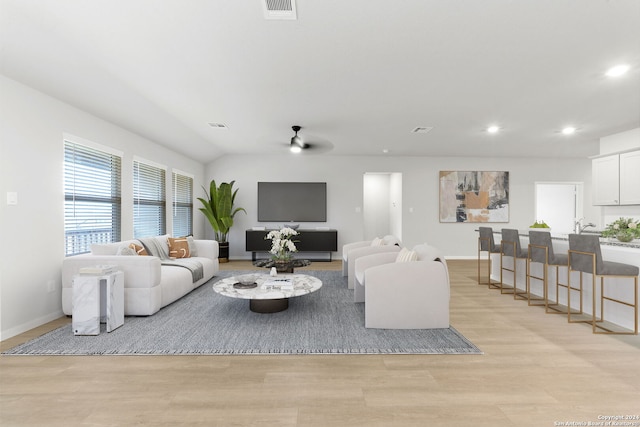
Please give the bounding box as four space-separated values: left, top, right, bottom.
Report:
526 243 548 307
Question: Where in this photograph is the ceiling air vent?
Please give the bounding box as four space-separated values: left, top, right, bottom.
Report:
412 126 433 134
208 122 228 129
263 0 297 20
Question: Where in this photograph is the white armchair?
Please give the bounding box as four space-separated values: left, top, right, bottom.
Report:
342 235 402 288
356 244 450 329
341 240 374 276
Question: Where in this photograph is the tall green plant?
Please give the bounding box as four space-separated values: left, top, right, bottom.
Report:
198 180 246 242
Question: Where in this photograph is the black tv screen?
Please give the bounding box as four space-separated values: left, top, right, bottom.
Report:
257 182 327 222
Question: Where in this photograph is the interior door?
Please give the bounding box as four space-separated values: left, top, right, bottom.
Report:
535 183 582 233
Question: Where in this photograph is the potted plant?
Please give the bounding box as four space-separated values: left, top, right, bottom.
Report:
529 220 551 232
198 180 246 262
601 217 640 242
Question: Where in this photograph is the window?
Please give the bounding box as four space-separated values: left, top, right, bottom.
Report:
172 170 193 237
133 159 166 238
64 140 122 256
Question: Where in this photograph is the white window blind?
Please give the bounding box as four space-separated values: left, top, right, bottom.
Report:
133 160 166 238
172 171 193 237
64 141 122 256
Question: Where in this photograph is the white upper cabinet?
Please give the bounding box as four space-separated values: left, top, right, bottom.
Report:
620 150 640 204
593 150 640 205
592 154 620 205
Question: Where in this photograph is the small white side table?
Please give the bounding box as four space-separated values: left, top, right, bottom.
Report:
72 271 124 335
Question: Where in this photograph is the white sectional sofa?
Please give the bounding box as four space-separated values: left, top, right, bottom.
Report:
62 235 219 316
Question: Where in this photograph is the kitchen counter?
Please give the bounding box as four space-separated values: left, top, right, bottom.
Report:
519 229 640 249
480 229 639 333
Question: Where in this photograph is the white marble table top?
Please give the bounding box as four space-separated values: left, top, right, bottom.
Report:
212 273 322 300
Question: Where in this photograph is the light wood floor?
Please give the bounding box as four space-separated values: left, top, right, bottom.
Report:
2 260 639 426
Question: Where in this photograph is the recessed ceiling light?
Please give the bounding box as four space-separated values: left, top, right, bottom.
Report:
487 125 500 134
208 122 228 129
605 64 630 78
562 127 576 135
382 148 389 154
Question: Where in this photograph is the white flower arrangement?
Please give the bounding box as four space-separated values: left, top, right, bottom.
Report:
265 227 299 260
601 217 640 242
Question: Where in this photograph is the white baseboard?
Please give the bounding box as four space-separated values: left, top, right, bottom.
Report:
0 310 64 341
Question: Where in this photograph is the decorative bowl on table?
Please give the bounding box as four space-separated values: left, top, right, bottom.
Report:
233 274 259 289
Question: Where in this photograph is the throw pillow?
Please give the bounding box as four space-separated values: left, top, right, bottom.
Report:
116 245 137 256
168 237 190 259
129 243 148 256
396 247 418 262
186 236 198 257
370 237 384 246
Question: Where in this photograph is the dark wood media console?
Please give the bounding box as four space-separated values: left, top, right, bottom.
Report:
245 229 338 262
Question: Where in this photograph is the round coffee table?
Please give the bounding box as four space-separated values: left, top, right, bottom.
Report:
212 273 322 313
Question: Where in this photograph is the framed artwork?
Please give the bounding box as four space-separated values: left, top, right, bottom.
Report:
439 171 509 223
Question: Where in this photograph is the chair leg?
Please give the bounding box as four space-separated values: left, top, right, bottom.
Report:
593 275 638 335
513 257 528 301
567 270 589 324
500 242 516 295
525 259 546 306
478 239 500 288
546 265 567 315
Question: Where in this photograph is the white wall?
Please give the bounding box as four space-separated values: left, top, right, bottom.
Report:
206 154 597 261
599 127 640 155
0 76 206 340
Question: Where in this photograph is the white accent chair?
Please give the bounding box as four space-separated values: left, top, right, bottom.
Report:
342 235 402 289
355 244 450 329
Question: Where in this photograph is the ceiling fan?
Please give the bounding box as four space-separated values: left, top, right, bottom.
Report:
288 125 333 154
290 125 307 153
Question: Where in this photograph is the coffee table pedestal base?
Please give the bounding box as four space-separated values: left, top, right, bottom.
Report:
250 298 289 313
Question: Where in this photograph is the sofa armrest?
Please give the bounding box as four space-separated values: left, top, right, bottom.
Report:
62 254 162 290
193 239 218 260
347 245 402 288
342 240 373 261
354 251 400 285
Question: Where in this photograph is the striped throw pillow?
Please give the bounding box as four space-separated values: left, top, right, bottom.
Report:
396 247 418 262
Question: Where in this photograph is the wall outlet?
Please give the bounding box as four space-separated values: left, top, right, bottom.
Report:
46 280 56 293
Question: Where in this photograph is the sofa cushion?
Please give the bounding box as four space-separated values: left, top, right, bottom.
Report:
92 240 140 255
168 237 190 258
129 243 148 256
117 245 137 256
186 236 198 257
396 247 418 262
370 237 384 246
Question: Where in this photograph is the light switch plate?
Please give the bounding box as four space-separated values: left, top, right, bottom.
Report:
6 192 17 205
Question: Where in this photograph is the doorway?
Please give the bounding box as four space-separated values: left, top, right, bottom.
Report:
534 182 583 233
363 173 402 241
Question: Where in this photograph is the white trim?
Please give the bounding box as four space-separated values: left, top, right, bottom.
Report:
171 168 195 179
133 155 167 171
0 310 63 341
62 133 123 157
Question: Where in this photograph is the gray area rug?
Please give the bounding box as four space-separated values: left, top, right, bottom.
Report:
4 270 482 355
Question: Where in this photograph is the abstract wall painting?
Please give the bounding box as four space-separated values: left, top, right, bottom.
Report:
439 171 509 223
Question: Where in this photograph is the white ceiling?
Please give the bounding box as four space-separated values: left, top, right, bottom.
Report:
1 0 639 162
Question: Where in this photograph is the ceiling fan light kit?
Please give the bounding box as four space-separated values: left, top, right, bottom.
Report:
290 125 307 153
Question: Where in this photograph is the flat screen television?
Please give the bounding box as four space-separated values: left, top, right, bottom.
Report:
257 182 327 222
